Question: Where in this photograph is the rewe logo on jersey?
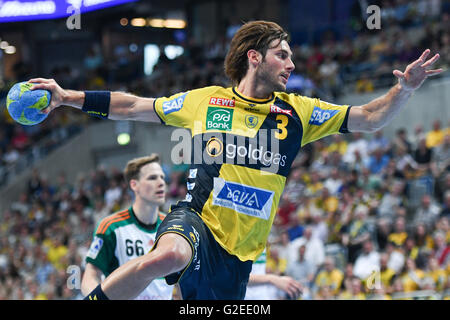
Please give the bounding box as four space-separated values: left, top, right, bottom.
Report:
212 178 274 220
162 92 188 115
309 106 339 125
206 107 234 131
270 104 292 116
209 97 235 107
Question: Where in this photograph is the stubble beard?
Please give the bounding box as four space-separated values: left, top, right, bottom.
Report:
256 63 286 93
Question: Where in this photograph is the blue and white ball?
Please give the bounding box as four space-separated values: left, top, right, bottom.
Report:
6 81 51 125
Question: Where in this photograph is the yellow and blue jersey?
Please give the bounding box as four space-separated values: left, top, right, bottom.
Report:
154 86 351 261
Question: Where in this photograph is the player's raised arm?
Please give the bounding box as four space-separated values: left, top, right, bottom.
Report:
347 49 443 133
28 78 160 123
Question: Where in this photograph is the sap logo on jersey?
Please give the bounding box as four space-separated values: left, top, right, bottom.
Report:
309 106 340 125
162 92 188 115
212 178 274 220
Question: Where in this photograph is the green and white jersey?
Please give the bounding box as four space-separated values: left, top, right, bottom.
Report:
86 207 173 300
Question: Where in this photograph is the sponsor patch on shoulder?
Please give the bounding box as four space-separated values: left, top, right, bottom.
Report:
87 236 104 259
162 92 188 115
309 106 340 125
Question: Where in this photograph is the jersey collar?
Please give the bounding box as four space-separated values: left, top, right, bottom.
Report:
232 87 275 104
129 206 160 232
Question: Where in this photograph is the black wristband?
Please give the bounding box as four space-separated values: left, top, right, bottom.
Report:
84 284 109 300
82 91 111 119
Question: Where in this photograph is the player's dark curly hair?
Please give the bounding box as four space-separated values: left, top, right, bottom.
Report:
224 20 289 85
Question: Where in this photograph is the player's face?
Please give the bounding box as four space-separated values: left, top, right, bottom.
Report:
256 39 295 92
133 162 166 206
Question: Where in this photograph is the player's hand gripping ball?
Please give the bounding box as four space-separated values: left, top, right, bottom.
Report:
6 81 51 125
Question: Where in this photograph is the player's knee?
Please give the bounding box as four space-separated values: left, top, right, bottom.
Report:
160 246 191 273
141 234 192 275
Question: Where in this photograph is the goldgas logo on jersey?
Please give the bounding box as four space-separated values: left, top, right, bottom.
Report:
309 106 339 125
206 107 234 131
212 178 274 220
206 136 223 157
162 92 188 115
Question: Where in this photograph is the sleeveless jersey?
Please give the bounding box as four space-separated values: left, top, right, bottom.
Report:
154 86 351 261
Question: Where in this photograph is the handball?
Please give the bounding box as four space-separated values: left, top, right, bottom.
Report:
6 81 51 125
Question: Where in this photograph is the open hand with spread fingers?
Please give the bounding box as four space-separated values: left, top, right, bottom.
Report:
393 49 444 92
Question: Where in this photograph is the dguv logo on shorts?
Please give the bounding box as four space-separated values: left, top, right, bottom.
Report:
162 92 187 115
212 178 274 220
309 106 339 125
206 107 233 131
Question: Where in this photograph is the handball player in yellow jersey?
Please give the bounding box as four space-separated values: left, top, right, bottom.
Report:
29 21 442 300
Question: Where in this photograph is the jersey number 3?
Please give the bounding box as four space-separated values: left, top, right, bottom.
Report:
275 114 288 140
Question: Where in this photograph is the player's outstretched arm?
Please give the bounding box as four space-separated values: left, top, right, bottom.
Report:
28 78 160 123
347 49 443 133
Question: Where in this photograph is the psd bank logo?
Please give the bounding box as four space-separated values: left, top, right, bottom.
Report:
206 107 233 131
212 178 274 220
309 106 339 126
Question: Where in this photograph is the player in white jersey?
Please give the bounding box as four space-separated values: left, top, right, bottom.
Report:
245 249 302 300
81 154 174 300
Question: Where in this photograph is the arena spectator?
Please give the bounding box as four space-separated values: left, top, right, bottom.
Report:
337 277 366 300
414 138 434 170
314 256 344 296
287 227 325 272
425 256 447 292
413 194 442 229
285 244 315 289
353 240 381 281
426 120 445 149
343 132 369 165
368 130 390 154
432 232 450 266
392 128 413 155
379 252 397 290
375 218 392 252
343 204 372 264
400 258 425 292
377 180 406 222
386 241 406 274
388 217 408 247
431 133 450 178
367 147 391 175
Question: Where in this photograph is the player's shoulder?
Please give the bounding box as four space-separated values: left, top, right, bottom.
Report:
95 208 132 235
187 85 226 97
274 91 313 106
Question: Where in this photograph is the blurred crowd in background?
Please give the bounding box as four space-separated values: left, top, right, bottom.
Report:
0 0 449 300
0 117 448 300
